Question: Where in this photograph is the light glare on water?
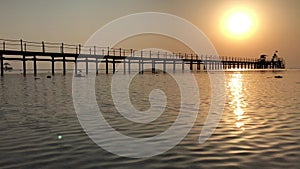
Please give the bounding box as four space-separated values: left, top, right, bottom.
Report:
228 73 246 130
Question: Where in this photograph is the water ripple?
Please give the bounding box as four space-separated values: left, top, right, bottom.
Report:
0 71 300 168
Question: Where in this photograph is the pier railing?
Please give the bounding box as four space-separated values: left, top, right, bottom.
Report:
0 38 261 61
0 38 285 77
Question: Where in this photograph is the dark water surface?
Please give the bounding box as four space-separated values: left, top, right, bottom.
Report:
0 70 299 169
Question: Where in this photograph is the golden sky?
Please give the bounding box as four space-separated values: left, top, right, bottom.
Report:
0 0 299 68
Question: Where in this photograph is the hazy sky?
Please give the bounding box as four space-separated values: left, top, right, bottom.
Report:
0 0 299 68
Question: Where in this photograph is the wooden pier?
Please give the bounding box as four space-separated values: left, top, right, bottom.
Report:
0 38 285 76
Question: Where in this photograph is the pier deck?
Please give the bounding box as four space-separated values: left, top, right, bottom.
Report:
0 39 285 76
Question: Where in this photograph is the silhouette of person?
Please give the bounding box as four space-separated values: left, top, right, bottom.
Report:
272 50 278 62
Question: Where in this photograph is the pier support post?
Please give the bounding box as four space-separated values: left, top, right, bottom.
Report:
63 55 66 75
190 60 193 71
105 57 108 74
173 60 176 73
33 55 37 76
75 60 78 76
112 58 115 74
61 43 66 75
0 54 3 77
138 59 141 74
141 59 144 74
152 60 155 73
22 55 26 77
85 55 88 75
123 59 126 74
51 56 55 76
128 59 131 74
96 57 98 75
163 60 166 73
197 61 200 70
182 61 185 72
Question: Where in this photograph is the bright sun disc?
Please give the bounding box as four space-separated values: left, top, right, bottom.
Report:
227 12 253 36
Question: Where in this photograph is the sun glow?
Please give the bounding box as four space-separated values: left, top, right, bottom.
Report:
227 12 252 35
221 7 257 39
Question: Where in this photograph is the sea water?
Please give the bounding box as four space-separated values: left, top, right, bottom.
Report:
0 70 299 169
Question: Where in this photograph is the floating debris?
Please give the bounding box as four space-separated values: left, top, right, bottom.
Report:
46 75 51 78
274 75 283 78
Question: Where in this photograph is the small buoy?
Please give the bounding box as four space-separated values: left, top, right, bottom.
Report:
46 75 51 78
274 75 283 78
57 135 63 140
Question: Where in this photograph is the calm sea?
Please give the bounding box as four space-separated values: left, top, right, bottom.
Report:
0 70 299 169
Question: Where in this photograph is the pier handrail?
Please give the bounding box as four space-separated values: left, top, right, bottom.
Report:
0 38 210 60
0 38 285 63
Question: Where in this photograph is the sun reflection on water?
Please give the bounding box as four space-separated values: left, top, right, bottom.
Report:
228 73 246 131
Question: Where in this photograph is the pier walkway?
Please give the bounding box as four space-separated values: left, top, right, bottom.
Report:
0 39 285 76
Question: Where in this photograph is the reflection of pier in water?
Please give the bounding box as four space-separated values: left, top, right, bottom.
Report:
0 38 285 77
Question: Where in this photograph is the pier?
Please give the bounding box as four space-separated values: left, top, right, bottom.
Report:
0 38 285 77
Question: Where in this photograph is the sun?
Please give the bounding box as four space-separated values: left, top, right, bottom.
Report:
221 7 257 39
227 12 252 36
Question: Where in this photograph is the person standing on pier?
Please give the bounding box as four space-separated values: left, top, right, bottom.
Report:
272 50 278 62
